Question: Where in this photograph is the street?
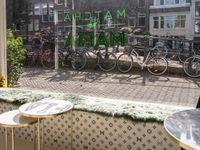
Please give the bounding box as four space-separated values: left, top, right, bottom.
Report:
19 68 200 107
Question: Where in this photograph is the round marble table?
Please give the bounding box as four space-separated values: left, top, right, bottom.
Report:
0 110 37 150
19 98 73 150
164 109 200 150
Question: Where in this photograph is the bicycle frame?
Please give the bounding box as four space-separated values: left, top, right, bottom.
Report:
130 49 152 70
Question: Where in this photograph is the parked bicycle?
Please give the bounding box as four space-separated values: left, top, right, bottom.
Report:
59 47 86 70
30 32 55 68
183 55 200 78
79 46 117 72
153 39 195 63
117 46 168 76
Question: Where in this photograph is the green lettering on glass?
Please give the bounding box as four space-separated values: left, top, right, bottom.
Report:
84 12 92 21
117 9 126 18
110 32 125 47
64 12 71 21
77 32 84 47
85 32 95 47
96 32 109 47
104 11 112 20
87 22 97 28
65 32 73 47
74 12 82 21
94 11 102 19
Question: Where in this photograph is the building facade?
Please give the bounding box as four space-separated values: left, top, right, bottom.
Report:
191 0 200 40
149 0 200 40
149 0 192 39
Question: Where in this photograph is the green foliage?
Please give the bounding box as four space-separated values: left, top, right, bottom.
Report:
7 29 27 87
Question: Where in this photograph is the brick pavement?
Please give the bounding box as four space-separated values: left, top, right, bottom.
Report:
18 68 200 107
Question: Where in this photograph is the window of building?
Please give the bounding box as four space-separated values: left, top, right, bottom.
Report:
42 3 48 22
165 0 175 5
49 3 54 22
58 11 63 22
28 20 33 31
138 14 146 27
34 4 40 15
154 0 186 6
35 19 40 31
166 16 174 28
196 2 200 17
195 20 200 34
138 0 146 8
58 0 64 5
160 16 164 28
153 17 159 29
180 16 186 28
128 17 136 27
57 26 63 35
154 0 160 6
175 15 186 28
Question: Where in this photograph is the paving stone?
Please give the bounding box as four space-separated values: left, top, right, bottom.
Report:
18 68 200 107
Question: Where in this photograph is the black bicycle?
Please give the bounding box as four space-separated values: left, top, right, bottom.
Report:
59 47 86 70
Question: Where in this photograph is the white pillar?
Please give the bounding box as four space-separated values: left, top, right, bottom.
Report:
54 8 59 70
72 0 76 50
0 0 7 85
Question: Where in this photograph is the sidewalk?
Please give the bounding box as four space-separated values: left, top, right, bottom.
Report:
19 68 200 107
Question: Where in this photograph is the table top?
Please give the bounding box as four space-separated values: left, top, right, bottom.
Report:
19 98 73 118
0 110 37 128
164 109 200 150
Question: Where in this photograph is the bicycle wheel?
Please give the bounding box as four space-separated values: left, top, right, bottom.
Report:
147 57 168 76
178 49 195 63
184 56 200 78
117 53 133 73
71 52 87 70
98 52 117 72
41 51 55 69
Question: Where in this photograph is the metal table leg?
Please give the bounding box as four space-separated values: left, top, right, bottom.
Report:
37 118 41 150
41 119 44 150
11 128 15 150
5 128 8 150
